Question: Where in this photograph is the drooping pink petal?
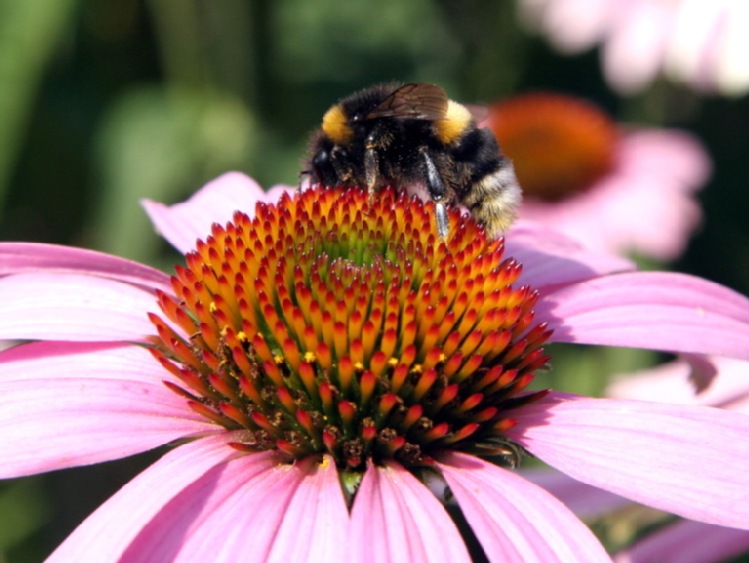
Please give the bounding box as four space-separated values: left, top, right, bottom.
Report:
0 340 177 384
506 221 635 290
607 355 749 413
506 392 749 529
0 273 160 342
520 467 629 519
535 272 749 360
264 456 350 562
142 172 277 254
614 519 749 563
0 341 215 478
46 434 257 562
122 453 343 562
350 460 471 563
0 243 172 292
438 452 610 562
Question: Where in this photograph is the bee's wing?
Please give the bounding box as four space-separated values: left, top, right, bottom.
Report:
464 103 489 125
363 83 448 121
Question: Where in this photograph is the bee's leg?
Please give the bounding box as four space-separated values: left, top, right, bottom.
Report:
419 148 449 239
434 202 449 239
434 201 450 239
364 131 380 198
329 146 354 185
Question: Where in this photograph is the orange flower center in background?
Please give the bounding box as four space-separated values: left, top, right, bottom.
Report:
487 92 618 201
149 188 550 471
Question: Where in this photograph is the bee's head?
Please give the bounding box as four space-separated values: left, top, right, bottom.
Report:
310 146 336 186
305 130 343 187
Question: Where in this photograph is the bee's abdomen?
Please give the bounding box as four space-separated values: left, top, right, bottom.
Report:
457 128 522 239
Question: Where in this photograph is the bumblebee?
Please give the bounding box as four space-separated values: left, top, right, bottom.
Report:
303 82 521 239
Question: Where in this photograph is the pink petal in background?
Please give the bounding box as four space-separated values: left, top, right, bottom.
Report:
614 519 749 563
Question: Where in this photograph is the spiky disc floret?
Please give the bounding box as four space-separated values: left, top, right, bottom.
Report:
149 187 551 470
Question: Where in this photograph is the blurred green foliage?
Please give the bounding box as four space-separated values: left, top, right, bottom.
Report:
1 0 748 560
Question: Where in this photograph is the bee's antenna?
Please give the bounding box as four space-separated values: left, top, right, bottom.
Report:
298 169 313 190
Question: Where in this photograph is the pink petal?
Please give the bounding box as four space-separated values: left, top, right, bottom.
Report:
519 130 708 261
506 221 635 290
536 272 749 360
0 243 172 292
0 340 175 384
47 434 252 562
0 273 159 341
614 519 749 563
264 183 297 203
621 130 710 190
607 355 749 412
520 0 612 53
438 452 610 562
520 467 629 519
0 341 214 478
600 130 706 260
265 456 350 562
350 460 471 563
142 172 274 254
123 453 344 562
506 392 749 529
602 1 673 93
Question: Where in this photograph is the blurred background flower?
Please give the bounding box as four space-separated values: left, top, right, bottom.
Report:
486 91 710 260
1 1 749 561
519 0 749 96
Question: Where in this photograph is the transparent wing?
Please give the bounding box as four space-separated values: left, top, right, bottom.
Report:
362 83 449 121
464 103 489 124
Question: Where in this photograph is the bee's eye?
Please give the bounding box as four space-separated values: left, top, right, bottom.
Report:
330 145 348 160
312 149 331 170
312 147 341 186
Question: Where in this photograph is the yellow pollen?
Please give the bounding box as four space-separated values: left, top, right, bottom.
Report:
304 351 317 363
209 302 218 313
